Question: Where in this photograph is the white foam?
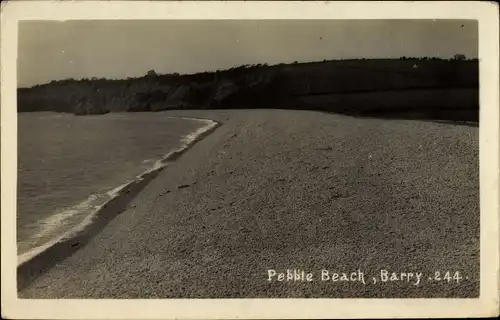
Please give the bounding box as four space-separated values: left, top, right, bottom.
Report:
31 194 99 240
164 116 218 156
17 203 103 266
145 117 217 174
180 118 218 145
106 181 132 198
17 116 219 267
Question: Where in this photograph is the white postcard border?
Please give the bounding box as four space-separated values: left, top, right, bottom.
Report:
1 1 499 319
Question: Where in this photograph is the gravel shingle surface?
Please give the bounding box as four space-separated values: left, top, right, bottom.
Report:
19 109 479 298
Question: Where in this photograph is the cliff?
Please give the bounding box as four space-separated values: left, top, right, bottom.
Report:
18 59 479 122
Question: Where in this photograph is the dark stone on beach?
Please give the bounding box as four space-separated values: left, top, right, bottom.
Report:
316 146 333 151
159 190 171 196
239 227 251 234
177 184 190 189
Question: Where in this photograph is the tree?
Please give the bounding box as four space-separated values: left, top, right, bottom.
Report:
146 69 158 77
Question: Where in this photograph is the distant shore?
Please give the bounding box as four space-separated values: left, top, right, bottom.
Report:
18 58 479 123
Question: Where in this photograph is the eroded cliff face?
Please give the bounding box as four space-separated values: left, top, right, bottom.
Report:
17 59 479 121
74 95 110 115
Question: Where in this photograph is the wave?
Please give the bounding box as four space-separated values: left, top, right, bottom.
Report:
17 117 219 266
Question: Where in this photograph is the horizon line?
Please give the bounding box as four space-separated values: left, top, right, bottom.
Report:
19 55 478 89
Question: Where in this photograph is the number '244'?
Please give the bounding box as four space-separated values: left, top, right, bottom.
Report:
433 271 466 283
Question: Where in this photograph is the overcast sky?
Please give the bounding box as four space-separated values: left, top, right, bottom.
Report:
18 19 478 88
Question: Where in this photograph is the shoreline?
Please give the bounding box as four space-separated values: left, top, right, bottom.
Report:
17 116 221 290
17 109 479 298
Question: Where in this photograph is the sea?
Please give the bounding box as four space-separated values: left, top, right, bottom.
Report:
17 112 212 261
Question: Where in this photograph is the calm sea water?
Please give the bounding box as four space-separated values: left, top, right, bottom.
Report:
17 112 204 256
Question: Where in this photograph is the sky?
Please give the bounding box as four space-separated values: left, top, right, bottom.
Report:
18 19 478 88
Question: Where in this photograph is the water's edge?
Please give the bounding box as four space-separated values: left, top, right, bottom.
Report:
17 117 221 291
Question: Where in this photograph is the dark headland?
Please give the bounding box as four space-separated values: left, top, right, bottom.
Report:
18 58 479 123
